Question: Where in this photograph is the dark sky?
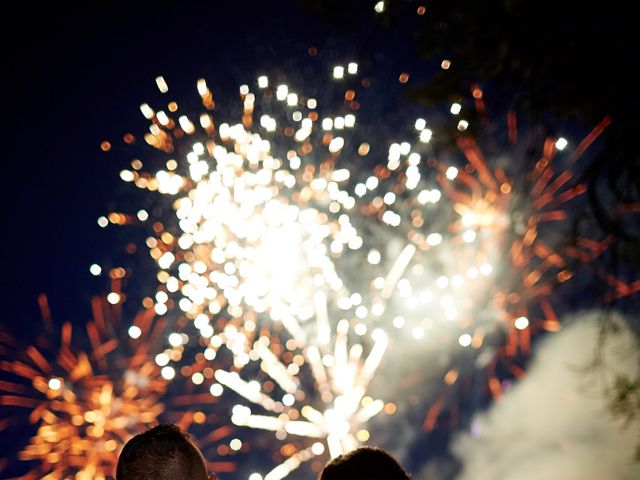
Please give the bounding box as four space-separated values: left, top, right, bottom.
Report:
4 2 636 329
2 3 447 476
3 2 638 479
3 1 399 329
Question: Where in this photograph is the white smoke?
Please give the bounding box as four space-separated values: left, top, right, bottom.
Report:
450 310 640 480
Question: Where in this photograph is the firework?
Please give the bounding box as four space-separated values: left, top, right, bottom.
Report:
96 68 423 480
214 317 389 480
100 64 636 480
350 94 628 422
106 73 380 360
0 292 240 478
0 294 166 479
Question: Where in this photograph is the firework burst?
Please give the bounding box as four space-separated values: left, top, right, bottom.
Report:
350 93 629 424
106 72 379 365
98 69 409 479
0 291 242 478
99 64 637 479
213 317 389 480
0 294 166 479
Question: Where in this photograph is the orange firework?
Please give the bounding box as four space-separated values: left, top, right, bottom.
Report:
439 116 615 354
349 96 636 434
0 289 247 478
0 294 168 479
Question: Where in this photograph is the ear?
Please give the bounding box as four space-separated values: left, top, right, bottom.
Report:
208 473 217 480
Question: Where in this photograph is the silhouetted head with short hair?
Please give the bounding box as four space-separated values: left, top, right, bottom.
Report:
319 447 411 480
116 424 210 480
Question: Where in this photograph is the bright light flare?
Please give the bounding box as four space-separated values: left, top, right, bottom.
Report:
217 322 388 478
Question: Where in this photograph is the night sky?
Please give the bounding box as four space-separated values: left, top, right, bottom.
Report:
3 1 639 479
7 0 633 328
3 1 395 326
3 1 437 473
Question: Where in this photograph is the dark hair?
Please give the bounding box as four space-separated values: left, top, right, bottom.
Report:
116 424 208 480
319 447 411 480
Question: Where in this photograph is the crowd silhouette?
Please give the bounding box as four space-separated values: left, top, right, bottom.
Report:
116 424 411 480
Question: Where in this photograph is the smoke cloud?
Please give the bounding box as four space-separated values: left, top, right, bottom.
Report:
449 311 639 480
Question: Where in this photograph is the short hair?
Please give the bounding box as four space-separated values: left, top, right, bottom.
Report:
116 424 208 480
319 446 411 480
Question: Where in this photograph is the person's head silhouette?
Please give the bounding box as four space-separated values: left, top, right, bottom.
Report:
319 446 411 480
116 424 213 480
